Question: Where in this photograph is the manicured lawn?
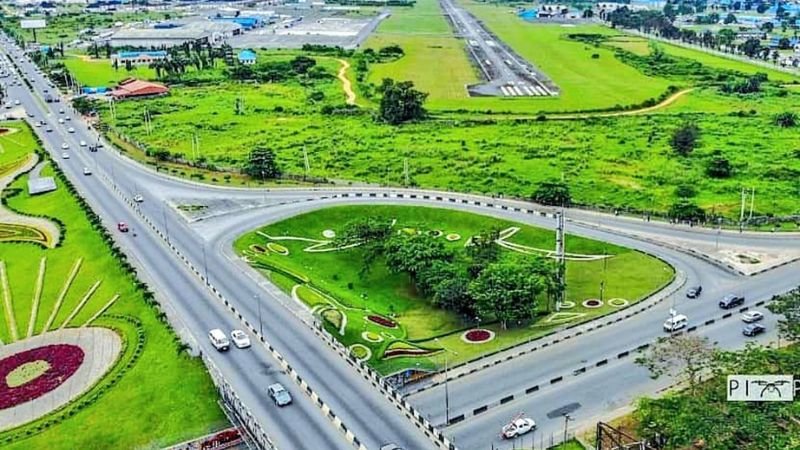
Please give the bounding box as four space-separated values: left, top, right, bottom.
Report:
0 123 226 449
234 205 673 374
63 55 157 88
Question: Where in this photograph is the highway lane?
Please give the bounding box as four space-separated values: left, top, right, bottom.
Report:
447 307 786 450
0 43 355 450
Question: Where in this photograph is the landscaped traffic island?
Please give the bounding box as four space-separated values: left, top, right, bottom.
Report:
235 205 674 376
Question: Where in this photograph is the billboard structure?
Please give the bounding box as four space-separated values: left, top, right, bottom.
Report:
20 19 46 42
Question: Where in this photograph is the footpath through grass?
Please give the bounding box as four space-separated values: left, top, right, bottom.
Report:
0 123 226 449
235 205 673 374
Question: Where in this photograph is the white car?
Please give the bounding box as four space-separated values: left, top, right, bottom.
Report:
83 167 92 176
67 127 75 133
65 116 71 121
133 194 144 203
230 330 251 349
60 142 69 149
58 118 65 124
58 108 64 114
208 329 230 351
741 311 764 323
61 152 69 159
13 99 20 105
663 314 688 332
79 140 87 147
502 417 536 439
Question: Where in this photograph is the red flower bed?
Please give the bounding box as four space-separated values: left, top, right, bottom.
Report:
366 315 397 328
464 329 492 343
0 344 85 409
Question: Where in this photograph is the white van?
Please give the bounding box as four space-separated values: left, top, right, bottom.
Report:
663 314 688 332
208 328 230 351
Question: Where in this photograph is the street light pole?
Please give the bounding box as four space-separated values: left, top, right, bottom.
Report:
563 413 573 444
254 294 263 336
202 241 209 285
435 338 453 425
162 200 170 244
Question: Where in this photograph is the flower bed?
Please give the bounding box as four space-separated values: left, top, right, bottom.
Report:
266 243 289 255
0 344 85 409
361 331 383 343
461 328 495 344
322 229 336 239
582 299 603 309
366 315 397 328
349 344 371 362
608 298 629 308
249 244 267 254
445 233 461 241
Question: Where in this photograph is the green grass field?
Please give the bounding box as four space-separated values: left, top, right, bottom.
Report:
63 55 157 87
0 123 226 449
234 205 673 373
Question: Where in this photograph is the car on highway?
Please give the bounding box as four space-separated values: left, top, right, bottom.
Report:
4 103 11 109
61 142 69 149
26 111 34 118
743 323 766 337
58 108 64 114
45 126 52 132
686 285 702 298
117 222 129 233
719 294 745 309
502 417 536 439
67 127 75 133
741 311 764 323
230 330 251 349
61 152 69 159
379 444 404 450
34 122 41 128
208 328 230 351
83 167 92 176
133 194 144 203
58 118 64 124
79 140 87 147
13 99 20 105
663 314 688 332
267 383 292 406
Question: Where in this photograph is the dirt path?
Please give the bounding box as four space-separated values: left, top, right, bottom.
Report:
546 88 695 120
337 59 357 106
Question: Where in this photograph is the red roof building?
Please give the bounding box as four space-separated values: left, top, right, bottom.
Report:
111 79 169 99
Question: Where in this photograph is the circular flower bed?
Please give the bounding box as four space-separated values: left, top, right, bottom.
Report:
322 229 336 239
461 328 496 344
361 331 383 343
445 233 461 241
428 230 444 238
266 242 289 255
608 298 629 308
0 344 84 409
366 315 397 328
582 299 604 309
560 300 576 309
349 344 372 362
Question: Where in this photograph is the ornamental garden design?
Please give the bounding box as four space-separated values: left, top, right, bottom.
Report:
236 205 675 377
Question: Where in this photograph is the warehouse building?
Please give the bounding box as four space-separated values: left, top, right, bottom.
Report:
109 20 242 48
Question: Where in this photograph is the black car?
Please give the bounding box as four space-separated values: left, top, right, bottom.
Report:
719 294 745 309
743 323 766 337
686 285 703 298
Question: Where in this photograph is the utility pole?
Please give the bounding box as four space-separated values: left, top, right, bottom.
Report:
403 158 410 186
554 210 566 312
748 187 755 221
303 145 310 180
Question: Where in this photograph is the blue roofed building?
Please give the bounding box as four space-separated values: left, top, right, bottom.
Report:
518 9 538 20
238 49 257 65
212 17 262 30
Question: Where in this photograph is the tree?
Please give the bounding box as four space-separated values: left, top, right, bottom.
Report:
635 334 716 395
668 199 705 222
244 147 281 180
466 228 501 278
377 78 428 125
532 179 571 206
723 12 737 24
767 287 800 341
432 273 474 315
774 111 798 128
384 233 453 279
335 216 393 275
740 37 761 57
670 122 700 156
761 21 774 33
705 150 733 178
469 260 545 329
290 55 317 75
674 183 697 198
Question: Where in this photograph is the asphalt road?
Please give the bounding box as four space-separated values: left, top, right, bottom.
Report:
0 40 436 450
3 35 800 450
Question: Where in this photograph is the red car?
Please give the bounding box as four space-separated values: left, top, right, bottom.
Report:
117 222 129 232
